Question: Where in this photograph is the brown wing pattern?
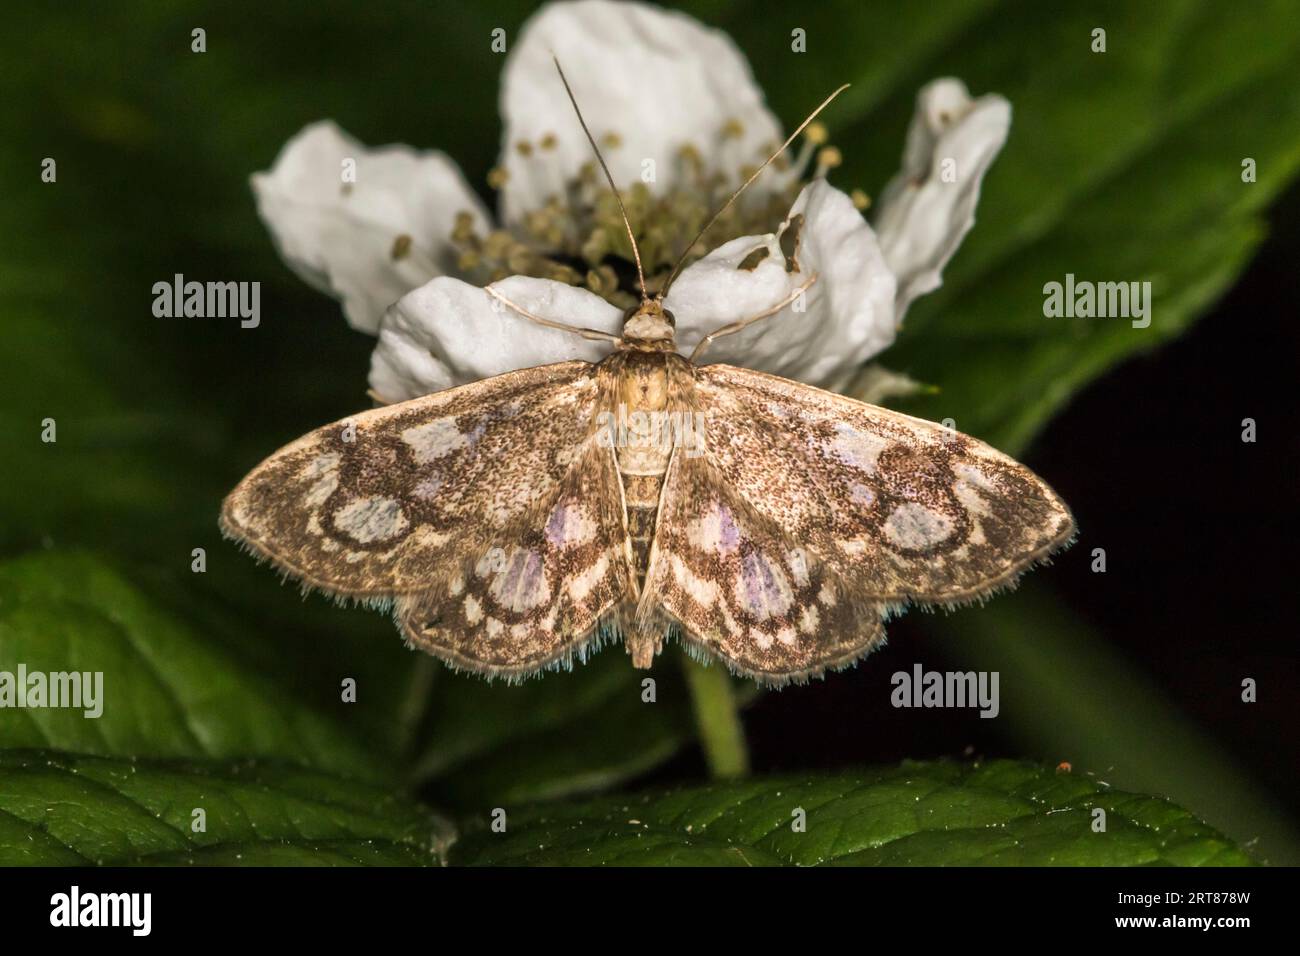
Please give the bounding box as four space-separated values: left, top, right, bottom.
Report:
221 361 634 677
641 451 886 684
396 441 633 676
694 364 1075 606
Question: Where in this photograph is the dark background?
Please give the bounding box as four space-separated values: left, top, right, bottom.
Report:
2 0 1296 865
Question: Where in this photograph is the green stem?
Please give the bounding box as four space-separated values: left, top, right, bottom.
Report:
680 651 750 779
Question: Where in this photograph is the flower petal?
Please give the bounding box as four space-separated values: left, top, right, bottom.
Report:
665 179 896 391
845 363 933 406
369 275 623 402
499 0 782 222
252 120 489 334
873 79 1010 317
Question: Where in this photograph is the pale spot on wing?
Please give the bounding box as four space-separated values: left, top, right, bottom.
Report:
839 537 871 557
799 604 819 633
686 502 741 554
775 625 797 646
302 452 340 479
305 474 338 507
487 549 550 613
413 475 442 500
787 548 810 587
545 502 598 548
449 574 465 596
670 553 718 605
464 594 483 625
302 452 341 507
831 423 890 473
955 463 997 492
818 582 837 607
849 482 876 507
735 551 794 619
567 552 610 603
953 464 994 516
884 502 955 550
753 629 774 650
333 496 408 543
401 417 471 463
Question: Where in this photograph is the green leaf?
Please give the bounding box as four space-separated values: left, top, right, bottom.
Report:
414 649 752 810
916 582 1300 865
0 550 389 782
0 750 448 866
0 548 715 803
451 760 1253 866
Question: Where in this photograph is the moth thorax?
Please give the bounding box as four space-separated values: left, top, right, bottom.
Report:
619 362 669 413
621 301 676 343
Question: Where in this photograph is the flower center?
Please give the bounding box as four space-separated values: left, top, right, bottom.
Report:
449 120 861 308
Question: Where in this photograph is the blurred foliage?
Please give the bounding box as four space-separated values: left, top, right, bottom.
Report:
0 0 1296 864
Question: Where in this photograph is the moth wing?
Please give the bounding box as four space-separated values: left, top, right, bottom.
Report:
694 364 1075 605
641 450 886 685
222 360 634 676
222 361 600 595
395 439 633 677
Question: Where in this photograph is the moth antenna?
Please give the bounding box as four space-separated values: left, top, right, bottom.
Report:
658 83 850 300
553 56 648 302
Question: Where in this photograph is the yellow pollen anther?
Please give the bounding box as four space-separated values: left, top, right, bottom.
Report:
515 140 534 157
851 188 871 210
817 146 842 169
539 132 558 150
721 118 745 139
805 122 829 145
487 167 508 189
451 210 477 243
600 131 622 149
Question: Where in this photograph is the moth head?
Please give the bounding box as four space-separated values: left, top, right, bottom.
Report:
622 300 676 343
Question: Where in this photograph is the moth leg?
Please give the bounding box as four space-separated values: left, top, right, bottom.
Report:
485 286 622 344
689 272 819 363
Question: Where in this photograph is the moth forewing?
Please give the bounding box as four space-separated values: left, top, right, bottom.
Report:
692 364 1076 608
221 360 641 678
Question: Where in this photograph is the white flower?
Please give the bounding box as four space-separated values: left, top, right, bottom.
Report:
252 0 1009 402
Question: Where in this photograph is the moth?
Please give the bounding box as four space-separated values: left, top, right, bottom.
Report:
222 66 1074 686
